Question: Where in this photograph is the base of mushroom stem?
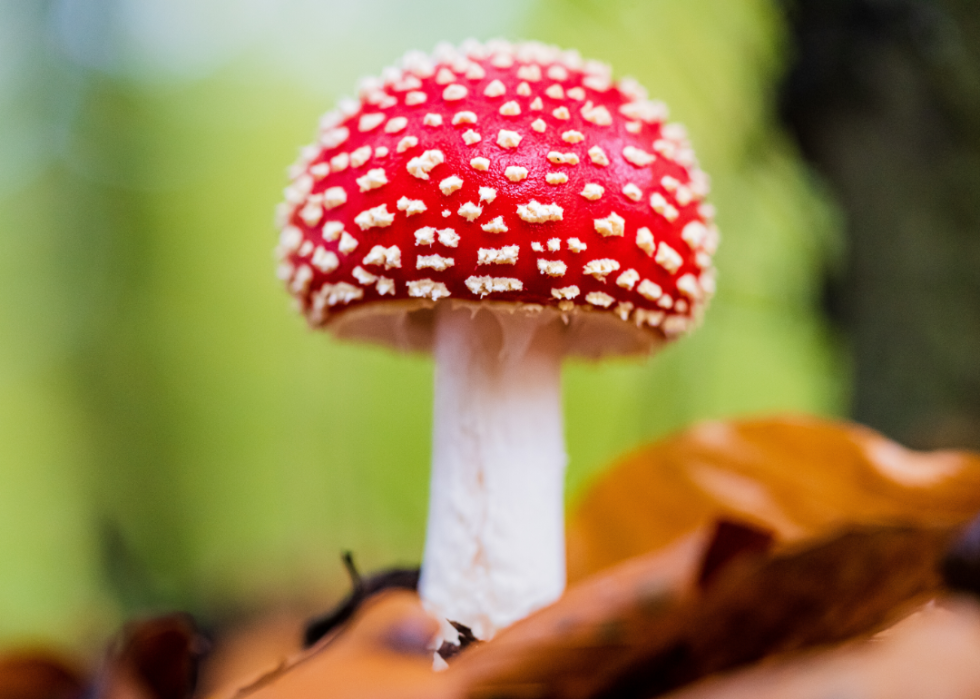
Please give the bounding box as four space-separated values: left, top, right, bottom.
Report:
419 304 568 642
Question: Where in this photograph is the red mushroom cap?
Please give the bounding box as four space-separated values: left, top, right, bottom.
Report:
276 40 718 356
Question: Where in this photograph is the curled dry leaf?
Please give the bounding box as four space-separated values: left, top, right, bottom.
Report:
449 522 957 699
0 650 86 699
97 613 207 699
667 597 980 699
568 415 980 581
228 591 452 699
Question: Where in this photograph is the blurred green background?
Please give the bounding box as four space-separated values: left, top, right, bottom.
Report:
0 0 848 650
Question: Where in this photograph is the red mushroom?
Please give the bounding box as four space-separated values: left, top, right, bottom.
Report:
275 40 718 641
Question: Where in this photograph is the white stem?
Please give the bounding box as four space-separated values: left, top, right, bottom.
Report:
419 305 567 640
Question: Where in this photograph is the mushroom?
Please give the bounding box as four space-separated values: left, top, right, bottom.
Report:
275 40 718 640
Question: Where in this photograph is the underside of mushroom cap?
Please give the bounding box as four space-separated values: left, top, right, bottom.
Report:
276 40 719 357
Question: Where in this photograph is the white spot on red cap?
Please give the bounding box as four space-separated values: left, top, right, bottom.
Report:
636 227 655 256
547 238 561 251
552 286 579 300
300 201 323 226
545 84 564 99
392 74 421 92
358 113 385 132
625 121 642 134
376 277 395 295
682 221 708 249
417 254 455 271
497 130 522 148
616 301 634 321
655 242 683 273
516 81 532 97
619 100 667 124
532 119 547 133
562 130 584 143
585 291 614 307
537 259 567 277
443 84 468 101
465 63 486 80
530 97 544 110
567 237 586 253
481 217 507 233
408 279 451 300
405 91 427 106
547 64 569 81
594 212 625 237
635 308 665 328
290 265 313 294
320 128 349 149
356 168 388 192
323 186 347 210
322 221 344 241
552 106 570 120
490 53 514 69
315 282 363 307
435 67 456 85
581 104 612 126
483 80 506 98
580 183 604 200
363 244 401 269
637 279 663 301
517 64 542 81
517 200 563 223
396 136 418 153
312 248 339 273
350 146 372 167
415 227 436 246
310 162 330 179
354 204 395 230
583 258 621 282
478 245 519 265
650 193 679 221
676 273 702 300
352 266 377 285
546 172 568 185
622 183 642 201
499 101 521 116
374 147 389 158
423 113 443 127
588 145 609 166
457 202 483 221
505 166 528 182
452 111 477 125
479 187 497 203
298 240 314 257
437 228 459 247
623 146 656 167
547 151 579 165
616 269 639 289
566 87 586 101
339 231 358 254
462 130 481 145
406 149 445 180
470 157 490 171
396 197 426 216
465 276 523 297
439 176 463 195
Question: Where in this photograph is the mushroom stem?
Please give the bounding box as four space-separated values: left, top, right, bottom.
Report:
419 304 567 640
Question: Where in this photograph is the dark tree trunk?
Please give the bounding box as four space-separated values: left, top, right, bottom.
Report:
779 0 980 449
